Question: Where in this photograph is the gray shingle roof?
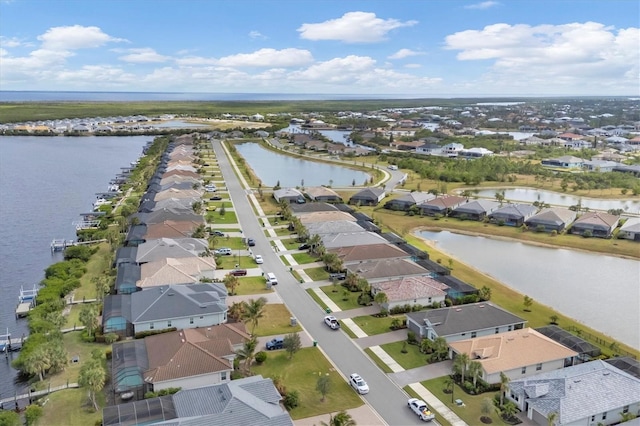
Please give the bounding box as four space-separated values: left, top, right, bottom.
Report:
510 360 640 424
306 220 365 235
406 302 526 337
451 199 501 214
489 203 538 220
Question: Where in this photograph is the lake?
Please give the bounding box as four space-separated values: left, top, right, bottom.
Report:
0 135 149 402
469 187 640 214
233 142 370 187
417 230 640 348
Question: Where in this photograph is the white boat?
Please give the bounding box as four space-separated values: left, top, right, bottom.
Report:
93 198 111 210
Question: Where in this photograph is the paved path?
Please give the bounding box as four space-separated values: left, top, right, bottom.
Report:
331 305 378 320
368 346 405 373
389 360 453 387
227 292 282 305
356 329 408 348
408 383 468 426
311 288 341 312
256 331 314 351
341 318 368 338
295 404 385 426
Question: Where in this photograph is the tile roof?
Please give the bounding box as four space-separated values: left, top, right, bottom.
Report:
422 195 467 209
135 238 208 264
509 360 640 425
345 258 430 280
303 186 341 199
329 243 410 262
138 257 216 288
372 276 449 302
572 211 620 228
449 328 578 375
145 220 199 239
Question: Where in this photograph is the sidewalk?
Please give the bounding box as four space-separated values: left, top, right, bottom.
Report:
408 383 468 426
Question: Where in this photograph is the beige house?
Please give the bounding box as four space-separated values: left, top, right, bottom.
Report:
297 210 356 224
371 276 449 310
449 328 578 384
138 257 216 288
329 243 411 263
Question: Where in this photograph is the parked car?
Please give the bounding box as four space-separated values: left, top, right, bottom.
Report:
247 238 256 247
215 248 232 255
408 398 435 422
349 373 369 394
210 196 222 201
329 272 346 281
266 337 284 350
229 269 247 277
211 230 225 237
254 254 264 264
298 243 310 250
323 315 340 330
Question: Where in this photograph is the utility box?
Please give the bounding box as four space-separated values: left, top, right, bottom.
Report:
290 317 297 326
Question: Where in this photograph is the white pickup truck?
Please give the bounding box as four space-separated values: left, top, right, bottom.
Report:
408 398 436 422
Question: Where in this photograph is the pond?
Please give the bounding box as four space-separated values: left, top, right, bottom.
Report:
416 230 640 348
234 142 370 187
467 187 640 214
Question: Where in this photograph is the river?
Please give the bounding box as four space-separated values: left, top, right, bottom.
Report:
0 135 149 402
417 230 640 349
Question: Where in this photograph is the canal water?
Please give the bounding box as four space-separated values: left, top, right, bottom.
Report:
0 135 149 401
233 142 370 187
417 230 640 348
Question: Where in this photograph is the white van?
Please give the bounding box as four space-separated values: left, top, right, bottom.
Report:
388 165 398 171
266 272 278 286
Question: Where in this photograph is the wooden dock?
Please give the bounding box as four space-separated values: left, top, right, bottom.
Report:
0 330 26 353
15 302 32 318
0 383 79 408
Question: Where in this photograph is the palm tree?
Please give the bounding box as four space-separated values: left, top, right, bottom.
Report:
481 398 494 422
500 401 518 421
26 346 51 381
453 352 470 384
431 337 449 362
236 336 258 375
468 360 483 387
499 371 510 407
241 297 267 334
320 410 356 426
547 411 558 426
308 234 322 255
79 305 99 338
374 292 388 311
78 359 106 411
224 274 240 296
478 286 492 301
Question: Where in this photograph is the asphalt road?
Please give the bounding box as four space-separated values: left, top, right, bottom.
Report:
211 139 426 425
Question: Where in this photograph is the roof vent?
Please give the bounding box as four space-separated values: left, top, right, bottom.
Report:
455 308 462 312
479 305 485 308
603 372 610 376
168 292 175 296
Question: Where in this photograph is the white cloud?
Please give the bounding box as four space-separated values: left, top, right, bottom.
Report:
38 25 127 50
404 63 422 68
298 11 417 43
249 30 266 39
217 48 313 67
0 36 26 48
444 21 639 94
175 56 219 66
119 48 169 63
388 48 424 59
464 1 499 10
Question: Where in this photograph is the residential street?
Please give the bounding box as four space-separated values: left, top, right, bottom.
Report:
210 139 426 425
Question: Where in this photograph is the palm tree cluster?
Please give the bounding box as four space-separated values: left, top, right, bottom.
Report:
79 349 107 412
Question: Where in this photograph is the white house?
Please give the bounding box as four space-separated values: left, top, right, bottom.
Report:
458 147 493 159
507 360 640 426
442 142 464 157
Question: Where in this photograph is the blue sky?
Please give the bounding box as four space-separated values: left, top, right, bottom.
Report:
1 0 638 97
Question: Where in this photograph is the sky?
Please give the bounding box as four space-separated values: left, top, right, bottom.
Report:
0 0 638 97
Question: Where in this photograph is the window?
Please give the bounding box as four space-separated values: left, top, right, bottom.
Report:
623 406 629 414
221 371 227 381
521 366 526 374
471 332 477 338
189 317 194 324
536 363 542 371
508 325 512 331
150 323 154 330
495 328 499 334
602 413 607 420
591 416 595 422
200 316 204 319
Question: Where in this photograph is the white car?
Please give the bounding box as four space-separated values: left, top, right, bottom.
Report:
408 398 435 422
254 254 263 264
349 373 369 394
323 315 340 330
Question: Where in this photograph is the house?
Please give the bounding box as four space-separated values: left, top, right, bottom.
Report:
371 276 449 310
535 325 601 360
305 220 365 236
442 142 464 157
345 258 431 281
582 160 618 172
137 257 217 288
124 224 147 247
103 282 228 335
384 192 436 211
303 186 343 203
448 328 578 384
133 208 204 226
541 156 584 169
321 231 391 249
289 201 339 214
103 375 293 426
618 217 640 241
135 238 209 264
488 204 538 227
416 143 443 156
297 210 356 224
406 302 526 342
525 208 577 233
154 188 203 201
273 188 305 204
349 187 386 206
506 360 640 426
329 243 412 263
115 263 141 294
144 220 201 239
458 147 493 159
450 199 501 221
569 211 620 238
418 195 467 216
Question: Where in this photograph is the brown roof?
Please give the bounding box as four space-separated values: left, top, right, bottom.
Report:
162 169 200 180
329 243 410 262
372 276 448 302
423 195 467 209
449 328 577 375
345 258 430 280
573 211 620 228
144 325 249 383
154 188 203 201
145 220 199 239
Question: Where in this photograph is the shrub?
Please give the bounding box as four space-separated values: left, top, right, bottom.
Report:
407 330 418 344
104 333 119 344
283 390 299 410
255 351 267 364
134 327 177 339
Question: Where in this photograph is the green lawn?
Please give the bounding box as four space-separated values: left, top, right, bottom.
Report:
304 266 329 281
306 288 329 311
212 236 248 249
74 243 113 300
38 387 105 426
281 238 302 250
291 252 320 264
252 304 302 337
63 303 100 329
215 255 253 269
233 276 273 295
206 210 238 224
403 385 451 426
252 347 363 419
272 227 294 237
422 377 508 426
351 314 403 336
364 348 393 373
380 341 427 370
320 285 362 311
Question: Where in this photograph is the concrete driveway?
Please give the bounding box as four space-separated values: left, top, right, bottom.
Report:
389 360 453 387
